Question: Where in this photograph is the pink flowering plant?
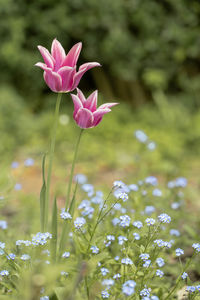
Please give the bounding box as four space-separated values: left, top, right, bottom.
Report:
0 39 200 300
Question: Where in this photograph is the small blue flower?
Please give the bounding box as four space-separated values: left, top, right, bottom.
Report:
175 248 184 257
121 257 133 265
170 229 180 237
186 286 196 293
102 279 114 287
112 218 120 226
74 217 86 229
145 176 157 186
21 254 31 261
118 235 128 245
139 253 150 261
133 221 143 229
192 243 200 253
101 268 109 276
122 280 136 296
152 188 162 197
24 158 34 167
91 246 99 254
74 174 87 184
7 253 16 260
196 285 200 292
0 270 9 276
62 252 70 258
134 130 148 143
129 184 139 191
147 141 156 151
156 258 165 267
11 161 19 168
181 272 188 280
119 215 131 227
171 202 181 210
0 220 7 230
114 256 120 261
14 183 22 191
113 273 121 280
140 287 151 297
40 297 49 300
145 206 155 215
145 218 156 226
60 209 72 220
118 192 129 202
154 239 165 247
101 290 110 298
133 233 140 240
156 269 164 278
158 213 171 224
61 271 68 276
143 260 151 268
0 242 5 249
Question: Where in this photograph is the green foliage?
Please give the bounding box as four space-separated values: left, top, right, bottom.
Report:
1 0 200 107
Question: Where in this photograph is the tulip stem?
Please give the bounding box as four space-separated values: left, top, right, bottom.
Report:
65 128 84 210
44 93 62 231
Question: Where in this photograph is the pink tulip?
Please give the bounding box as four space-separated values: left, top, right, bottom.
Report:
35 39 100 92
71 89 118 129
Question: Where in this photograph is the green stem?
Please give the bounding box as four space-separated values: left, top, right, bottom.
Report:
44 93 62 231
86 189 113 253
65 128 84 210
164 253 196 300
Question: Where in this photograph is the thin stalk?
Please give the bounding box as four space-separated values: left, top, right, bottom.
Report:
86 189 113 253
164 253 196 300
65 128 84 210
44 93 62 231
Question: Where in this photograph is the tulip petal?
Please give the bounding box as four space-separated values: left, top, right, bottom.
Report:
77 88 86 104
84 90 98 112
37 46 54 68
93 108 111 126
43 69 62 92
98 102 118 110
75 108 94 129
35 62 51 71
51 39 66 70
79 62 101 72
71 62 100 90
58 66 76 92
62 42 82 67
71 94 83 118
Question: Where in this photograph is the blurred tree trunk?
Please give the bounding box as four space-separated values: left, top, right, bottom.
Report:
92 69 148 106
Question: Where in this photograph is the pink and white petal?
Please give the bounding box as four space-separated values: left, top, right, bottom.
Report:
43 69 62 92
71 68 87 91
98 102 118 110
35 62 51 71
58 66 76 92
71 62 100 90
84 90 98 112
37 46 54 68
62 42 82 67
71 94 83 118
79 62 101 72
92 108 111 126
51 39 66 69
76 88 86 104
75 108 94 129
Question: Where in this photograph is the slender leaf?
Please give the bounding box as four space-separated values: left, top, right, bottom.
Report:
69 181 78 217
40 154 46 232
51 196 57 262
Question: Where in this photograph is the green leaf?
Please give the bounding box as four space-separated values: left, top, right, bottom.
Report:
51 196 57 262
40 154 46 232
69 181 78 217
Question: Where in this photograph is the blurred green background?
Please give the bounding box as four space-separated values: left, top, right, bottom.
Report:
0 0 200 189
